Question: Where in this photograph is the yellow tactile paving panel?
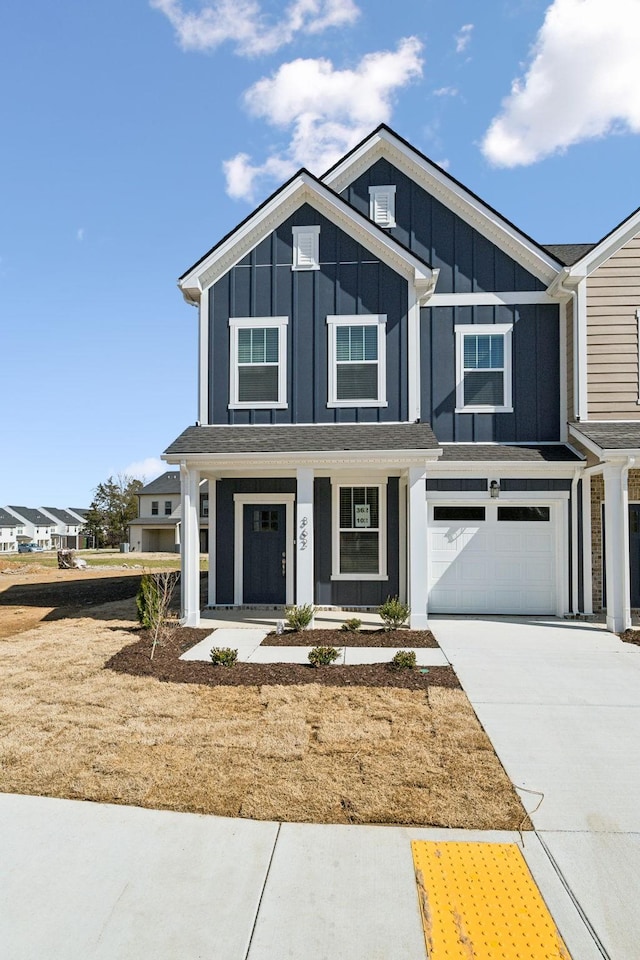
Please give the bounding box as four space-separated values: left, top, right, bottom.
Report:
411 841 572 959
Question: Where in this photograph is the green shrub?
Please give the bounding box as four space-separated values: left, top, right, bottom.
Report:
285 603 315 631
379 596 410 630
136 571 180 659
308 645 339 667
390 649 417 670
210 647 238 667
340 617 362 633
136 573 161 629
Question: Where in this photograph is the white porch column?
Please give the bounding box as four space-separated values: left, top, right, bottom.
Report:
207 477 216 607
603 461 631 633
408 466 429 629
582 473 593 615
180 462 201 627
296 467 315 607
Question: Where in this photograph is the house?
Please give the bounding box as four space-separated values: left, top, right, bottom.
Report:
0 508 25 552
128 472 210 553
5 507 57 550
40 508 85 549
162 124 634 631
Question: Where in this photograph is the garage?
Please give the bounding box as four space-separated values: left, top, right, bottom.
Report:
428 502 558 614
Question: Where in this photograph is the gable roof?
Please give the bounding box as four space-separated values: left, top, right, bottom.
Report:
321 124 562 286
178 167 436 304
7 506 56 526
542 244 596 266
42 507 82 526
68 508 88 519
570 422 640 454
558 205 640 277
139 471 181 495
0 508 20 527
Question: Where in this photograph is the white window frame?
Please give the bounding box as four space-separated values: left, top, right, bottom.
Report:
455 322 513 413
330 479 388 581
326 315 387 408
292 225 320 270
229 316 288 409
368 185 396 228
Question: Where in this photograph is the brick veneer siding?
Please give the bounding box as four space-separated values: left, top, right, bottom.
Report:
590 469 640 611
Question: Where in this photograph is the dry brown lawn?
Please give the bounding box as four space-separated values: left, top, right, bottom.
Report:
0 588 528 829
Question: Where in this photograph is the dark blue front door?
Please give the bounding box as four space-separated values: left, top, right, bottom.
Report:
243 504 286 603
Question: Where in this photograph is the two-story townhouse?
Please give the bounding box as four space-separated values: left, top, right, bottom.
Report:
164 126 585 628
0 508 23 552
128 471 210 553
40 508 85 549
5 507 56 549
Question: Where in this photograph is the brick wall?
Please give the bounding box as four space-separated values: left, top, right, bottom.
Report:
590 469 640 611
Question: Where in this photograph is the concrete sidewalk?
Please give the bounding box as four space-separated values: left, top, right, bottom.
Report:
432 615 640 960
0 794 603 960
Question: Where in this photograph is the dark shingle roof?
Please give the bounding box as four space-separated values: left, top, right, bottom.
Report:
0 508 20 527
570 422 640 451
164 423 440 456
542 243 596 266
7 506 57 525
43 508 82 525
139 472 181 495
439 444 582 463
69 508 88 518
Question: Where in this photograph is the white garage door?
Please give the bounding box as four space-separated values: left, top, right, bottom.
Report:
428 503 557 614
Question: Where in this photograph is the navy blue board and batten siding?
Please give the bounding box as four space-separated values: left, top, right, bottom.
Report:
340 158 546 294
208 203 408 426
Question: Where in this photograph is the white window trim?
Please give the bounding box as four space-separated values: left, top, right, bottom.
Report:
326 314 388 408
292 225 320 270
369 185 396 228
229 316 288 410
330 479 388 581
455 322 513 414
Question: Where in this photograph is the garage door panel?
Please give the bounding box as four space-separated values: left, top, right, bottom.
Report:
429 506 558 614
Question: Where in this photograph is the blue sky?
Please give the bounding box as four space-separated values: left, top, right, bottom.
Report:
2 0 639 507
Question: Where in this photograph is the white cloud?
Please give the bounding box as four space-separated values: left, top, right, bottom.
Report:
151 0 359 56
223 37 423 200
433 86 458 97
455 23 473 54
122 457 165 482
482 0 640 167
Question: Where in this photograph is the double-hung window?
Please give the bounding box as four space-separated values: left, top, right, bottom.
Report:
455 323 513 413
331 482 387 580
327 315 387 407
151 501 159 516
229 317 288 408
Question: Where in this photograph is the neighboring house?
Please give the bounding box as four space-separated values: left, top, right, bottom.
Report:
0 509 24 552
161 124 636 632
5 507 57 550
128 472 210 553
40 508 85 549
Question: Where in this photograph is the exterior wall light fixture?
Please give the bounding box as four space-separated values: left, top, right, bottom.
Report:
489 480 500 499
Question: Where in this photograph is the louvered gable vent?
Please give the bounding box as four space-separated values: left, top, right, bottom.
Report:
292 225 320 270
369 185 396 228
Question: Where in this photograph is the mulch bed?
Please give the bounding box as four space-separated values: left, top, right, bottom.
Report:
620 629 640 647
106 627 459 690
262 628 438 648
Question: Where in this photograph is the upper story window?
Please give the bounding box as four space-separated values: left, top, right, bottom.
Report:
327 315 387 408
151 501 159 515
455 323 513 414
369 185 396 228
229 316 288 409
292 226 320 270
164 500 172 515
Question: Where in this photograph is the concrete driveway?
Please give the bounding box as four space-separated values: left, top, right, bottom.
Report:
432 615 640 960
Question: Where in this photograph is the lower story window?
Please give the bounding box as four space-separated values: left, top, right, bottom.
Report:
332 483 387 579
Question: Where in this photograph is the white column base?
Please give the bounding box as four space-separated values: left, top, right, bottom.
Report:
409 612 429 630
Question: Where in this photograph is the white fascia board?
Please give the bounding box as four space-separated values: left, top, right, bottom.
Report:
565 209 640 278
567 427 605 458
163 449 442 469
323 129 560 286
431 461 581 477
179 172 434 300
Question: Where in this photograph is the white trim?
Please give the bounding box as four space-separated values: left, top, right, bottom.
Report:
322 128 560 285
369 185 396 228
559 299 567 441
454 323 513 414
292 225 320 271
326 315 387 408
582 472 593 615
330 479 388 581
296 468 314 607
576 279 589 422
233 494 295 605
566 210 640 277
198 288 209 424
180 464 201 626
427 489 570 501
207 476 216 606
428 291 555 306
399 476 407 604
407 285 420 421
228 316 288 409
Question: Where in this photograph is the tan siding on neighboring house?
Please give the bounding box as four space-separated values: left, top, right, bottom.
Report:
587 234 640 419
566 297 574 420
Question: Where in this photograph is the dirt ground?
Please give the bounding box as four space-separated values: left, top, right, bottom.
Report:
0 568 528 829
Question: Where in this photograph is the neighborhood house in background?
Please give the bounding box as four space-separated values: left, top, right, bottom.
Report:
0 507 89 552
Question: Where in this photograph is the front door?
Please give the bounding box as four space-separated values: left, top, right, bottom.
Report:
243 504 287 603
629 504 640 607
